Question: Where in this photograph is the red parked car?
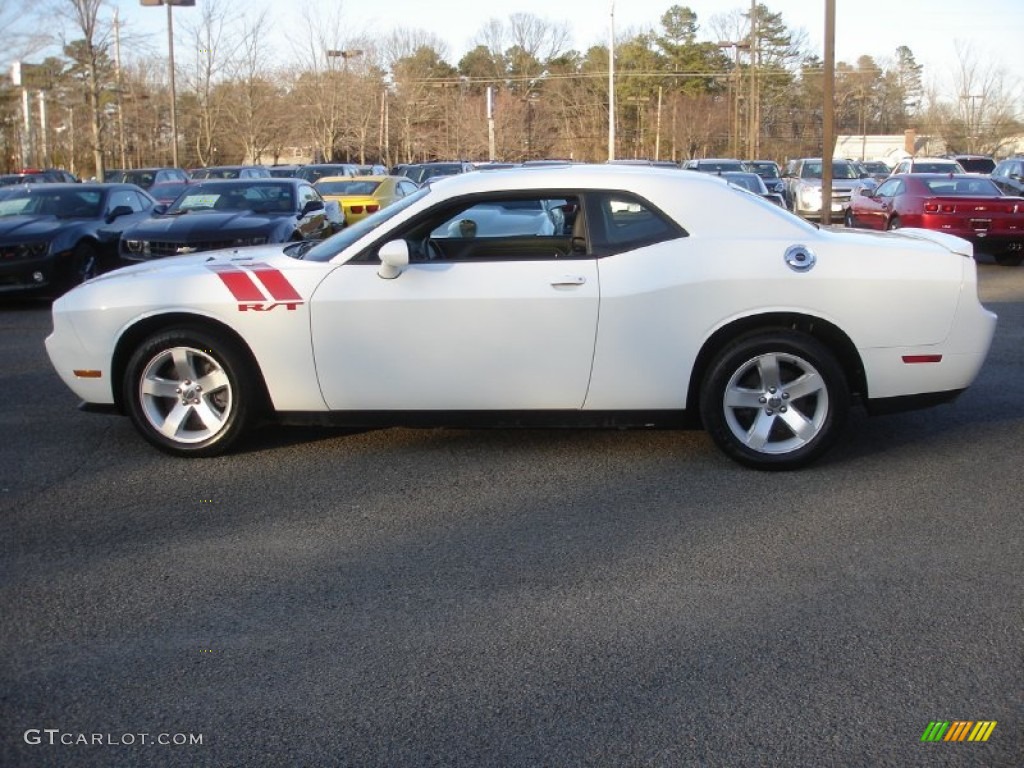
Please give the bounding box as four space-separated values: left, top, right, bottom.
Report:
845 173 1024 265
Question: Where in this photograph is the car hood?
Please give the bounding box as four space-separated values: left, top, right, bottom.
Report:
0 215 77 240
123 210 290 239
93 244 292 282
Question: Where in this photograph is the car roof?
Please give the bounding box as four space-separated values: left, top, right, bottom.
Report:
416 163 741 197
186 177 293 185
316 175 385 183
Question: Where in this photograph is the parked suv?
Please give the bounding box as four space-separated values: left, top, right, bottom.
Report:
890 157 965 175
948 155 996 174
782 158 875 220
990 158 1024 196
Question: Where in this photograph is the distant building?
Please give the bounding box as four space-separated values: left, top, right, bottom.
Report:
838 129 1024 162
836 130 946 164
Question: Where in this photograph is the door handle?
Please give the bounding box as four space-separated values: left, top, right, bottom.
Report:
550 275 586 286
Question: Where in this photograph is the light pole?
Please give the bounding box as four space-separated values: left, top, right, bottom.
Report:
140 0 194 168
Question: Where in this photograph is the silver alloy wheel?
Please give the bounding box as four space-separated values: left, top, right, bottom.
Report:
138 346 233 444
721 351 829 455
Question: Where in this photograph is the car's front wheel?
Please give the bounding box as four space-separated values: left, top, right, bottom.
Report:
844 208 856 228
123 328 257 457
700 331 849 470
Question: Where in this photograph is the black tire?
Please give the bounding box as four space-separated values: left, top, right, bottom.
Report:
62 241 101 293
699 331 850 470
886 216 901 231
123 327 257 457
844 208 855 228
992 251 1024 267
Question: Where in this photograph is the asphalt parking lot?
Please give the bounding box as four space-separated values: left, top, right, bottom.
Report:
1 260 1022 767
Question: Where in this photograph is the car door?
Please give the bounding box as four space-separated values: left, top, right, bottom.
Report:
859 178 901 229
309 192 599 411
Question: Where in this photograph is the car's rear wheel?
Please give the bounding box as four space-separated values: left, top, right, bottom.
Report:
993 250 1024 267
700 331 849 470
886 216 901 230
123 328 256 457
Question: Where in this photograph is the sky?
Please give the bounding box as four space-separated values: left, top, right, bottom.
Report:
10 0 1024 107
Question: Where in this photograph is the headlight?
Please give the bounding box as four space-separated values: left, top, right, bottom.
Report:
798 186 822 207
123 239 150 255
15 242 51 258
231 237 268 247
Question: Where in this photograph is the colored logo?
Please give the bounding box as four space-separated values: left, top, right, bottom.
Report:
921 721 996 742
208 263 303 311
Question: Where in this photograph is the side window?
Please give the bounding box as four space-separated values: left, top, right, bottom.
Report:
108 189 147 213
875 179 900 197
297 184 319 208
585 192 684 255
375 194 581 263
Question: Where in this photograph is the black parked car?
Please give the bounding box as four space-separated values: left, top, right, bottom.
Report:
0 183 157 295
112 167 190 189
397 161 474 184
295 163 360 183
991 157 1024 196
119 178 336 261
189 165 271 180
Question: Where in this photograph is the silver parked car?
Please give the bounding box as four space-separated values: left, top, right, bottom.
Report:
783 158 876 221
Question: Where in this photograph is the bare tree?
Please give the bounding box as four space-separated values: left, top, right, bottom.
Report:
47 0 111 178
223 9 281 164
180 0 240 167
942 42 1022 155
287 10 363 162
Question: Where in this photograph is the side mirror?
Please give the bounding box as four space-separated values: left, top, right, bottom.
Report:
301 199 325 216
152 204 168 215
377 239 409 279
106 205 134 222
859 188 874 197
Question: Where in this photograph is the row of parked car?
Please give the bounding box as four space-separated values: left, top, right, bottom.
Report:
4 152 1023 297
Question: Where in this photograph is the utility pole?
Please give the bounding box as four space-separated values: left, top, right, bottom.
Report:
822 0 836 225
608 1 616 161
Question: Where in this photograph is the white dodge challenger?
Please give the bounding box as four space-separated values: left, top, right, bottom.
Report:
46 165 996 469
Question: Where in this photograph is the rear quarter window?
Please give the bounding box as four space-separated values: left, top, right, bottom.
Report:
586 192 685 255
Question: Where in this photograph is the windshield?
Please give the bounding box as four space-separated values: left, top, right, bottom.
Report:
300 187 430 262
923 178 1001 196
800 162 861 180
723 174 765 193
747 162 779 179
297 166 352 183
697 161 745 173
0 188 102 218
167 182 295 213
121 170 158 188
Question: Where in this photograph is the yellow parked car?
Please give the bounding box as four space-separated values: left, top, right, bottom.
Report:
313 175 421 226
